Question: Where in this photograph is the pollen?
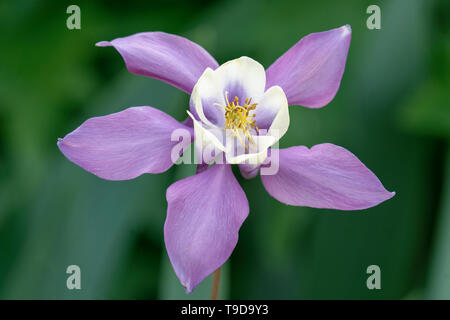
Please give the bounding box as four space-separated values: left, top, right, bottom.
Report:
214 92 259 151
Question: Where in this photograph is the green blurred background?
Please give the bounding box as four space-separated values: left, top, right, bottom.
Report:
0 0 449 299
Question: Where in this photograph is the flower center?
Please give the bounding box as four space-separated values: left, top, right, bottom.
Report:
215 92 260 151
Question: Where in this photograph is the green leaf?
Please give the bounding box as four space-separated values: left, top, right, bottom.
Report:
426 146 450 299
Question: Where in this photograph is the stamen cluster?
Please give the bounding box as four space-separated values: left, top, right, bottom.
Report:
215 92 259 150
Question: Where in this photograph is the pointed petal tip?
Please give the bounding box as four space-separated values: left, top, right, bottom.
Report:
342 24 352 35
372 189 395 208
266 24 352 108
334 25 351 40
164 164 247 293
57 106 191 180
184 284 194 294
95 41 111 47
383 189 395 198
261 144 396 210
175 267 197 294
94 32 218 93
365 189 395 210
57 137 66 148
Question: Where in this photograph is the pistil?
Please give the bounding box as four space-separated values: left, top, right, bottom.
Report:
215 92 259 151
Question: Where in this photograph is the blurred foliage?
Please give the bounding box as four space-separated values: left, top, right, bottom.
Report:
0 0 449 299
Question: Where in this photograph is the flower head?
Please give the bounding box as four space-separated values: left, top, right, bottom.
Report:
188 56 289 167
57 25 394 293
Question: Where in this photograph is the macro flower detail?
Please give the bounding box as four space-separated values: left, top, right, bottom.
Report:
57 25 395 293
188 56 289 166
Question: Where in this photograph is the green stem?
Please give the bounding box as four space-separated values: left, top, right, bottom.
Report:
210 267 221 300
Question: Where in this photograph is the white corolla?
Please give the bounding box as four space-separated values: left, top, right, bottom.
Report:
187 57 289 168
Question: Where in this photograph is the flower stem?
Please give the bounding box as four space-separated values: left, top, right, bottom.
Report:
210 267 221 300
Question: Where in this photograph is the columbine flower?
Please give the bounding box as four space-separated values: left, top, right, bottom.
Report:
57 25 395 293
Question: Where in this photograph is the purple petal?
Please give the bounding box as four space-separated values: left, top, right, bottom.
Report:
266 25 351 108
238 163 260 179
261 144 395 210
165 164 249 293
97 32 219 94
58 106 193 181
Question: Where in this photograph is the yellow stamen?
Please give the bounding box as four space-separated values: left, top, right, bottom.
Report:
214 92 259 151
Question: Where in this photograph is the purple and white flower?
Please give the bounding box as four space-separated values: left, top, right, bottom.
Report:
58 25 395 293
